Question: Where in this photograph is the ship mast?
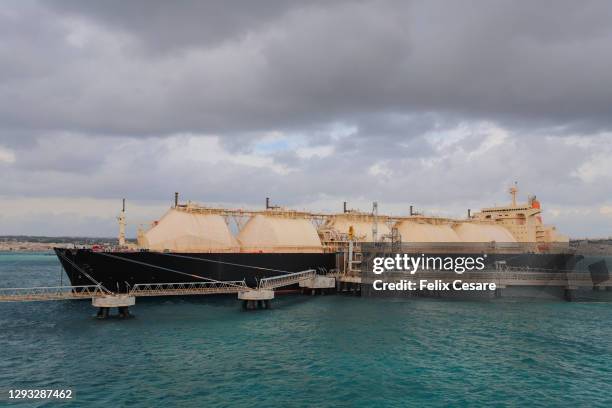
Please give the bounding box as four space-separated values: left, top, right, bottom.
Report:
509 182 518 207
118 198 126 246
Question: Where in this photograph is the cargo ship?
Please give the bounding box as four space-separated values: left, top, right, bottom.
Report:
55 186 574 292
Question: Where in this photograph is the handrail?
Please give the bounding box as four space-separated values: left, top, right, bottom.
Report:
258 269 316 290
128 280 250 297
0 284 109 302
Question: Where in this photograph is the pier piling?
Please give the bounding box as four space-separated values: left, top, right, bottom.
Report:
96 307 110 319
118 306 131 318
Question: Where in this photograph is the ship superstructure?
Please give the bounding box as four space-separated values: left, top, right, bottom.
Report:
470 185 568 245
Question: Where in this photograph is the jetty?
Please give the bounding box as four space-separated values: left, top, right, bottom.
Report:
0 269 336 318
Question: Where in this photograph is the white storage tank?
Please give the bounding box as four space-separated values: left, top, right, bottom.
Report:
394 220 461 242
453 223 517 243
238 214 323 253
138 208 240 252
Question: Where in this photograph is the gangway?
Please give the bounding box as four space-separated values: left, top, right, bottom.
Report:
257 270 316 290
128 280 250 297
0 285 110 302
237 269 320 310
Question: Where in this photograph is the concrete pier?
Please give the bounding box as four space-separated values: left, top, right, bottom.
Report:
92 294 136 318
238 289 274 310
299 275 335 289
299 275 335 296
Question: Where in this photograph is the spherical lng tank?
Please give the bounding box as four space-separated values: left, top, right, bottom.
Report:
237 214 323 253
393 220 461 242
138 208 240 252
452 222 517 243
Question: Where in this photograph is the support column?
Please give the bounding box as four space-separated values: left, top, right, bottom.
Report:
118 306 131 318
96 307 110 319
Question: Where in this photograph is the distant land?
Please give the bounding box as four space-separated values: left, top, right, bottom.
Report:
0 236 134 252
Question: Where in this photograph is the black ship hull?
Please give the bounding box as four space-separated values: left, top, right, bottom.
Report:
55 248 337 292
55 247 579 294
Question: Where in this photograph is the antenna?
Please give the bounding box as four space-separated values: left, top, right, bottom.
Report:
509 182 518 207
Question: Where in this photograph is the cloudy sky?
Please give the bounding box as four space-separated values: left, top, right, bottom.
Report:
1 0 612 238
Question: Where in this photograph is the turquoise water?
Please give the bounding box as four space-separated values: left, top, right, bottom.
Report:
1 253 611 407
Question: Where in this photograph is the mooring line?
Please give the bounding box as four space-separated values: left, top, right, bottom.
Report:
94 252 249 289
56 250 110 293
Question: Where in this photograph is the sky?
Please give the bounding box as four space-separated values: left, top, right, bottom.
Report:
1 0 612 238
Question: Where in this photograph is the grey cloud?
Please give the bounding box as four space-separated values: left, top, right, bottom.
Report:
1 1 612 237
0 128 578 204
47 0 318 52
0 1 611 138
1 127 612 237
